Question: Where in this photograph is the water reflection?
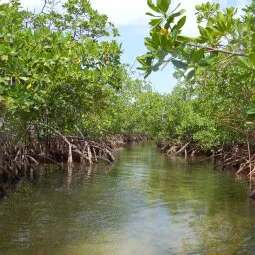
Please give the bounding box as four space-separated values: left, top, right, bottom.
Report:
0 143 255 254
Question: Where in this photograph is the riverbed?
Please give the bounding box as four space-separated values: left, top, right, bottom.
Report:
1 143 255 254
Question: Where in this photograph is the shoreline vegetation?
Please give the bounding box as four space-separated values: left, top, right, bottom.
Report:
157 140 255 197
0 0 152 197
136 0 255 197
1 0 255 200
157 140 255 176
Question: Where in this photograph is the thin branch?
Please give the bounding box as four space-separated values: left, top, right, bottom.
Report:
40 0 47 14
185 41 248 57
247 133 252 182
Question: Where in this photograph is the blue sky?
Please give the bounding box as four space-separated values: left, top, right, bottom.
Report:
118 24 174 93
90 0 251 93
17 0 251 93
92 0 249 93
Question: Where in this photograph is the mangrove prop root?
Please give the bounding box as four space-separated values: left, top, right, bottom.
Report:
158 141 207 158
158 140 255 179
0 129 148 189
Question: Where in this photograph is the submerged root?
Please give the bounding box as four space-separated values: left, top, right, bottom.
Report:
0 128 149 191
106 134 149 149
157 140 207 157
158 140 255 179
213 144 255 177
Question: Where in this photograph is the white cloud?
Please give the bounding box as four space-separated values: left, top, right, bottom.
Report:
21 0 43 9
172 0 209 37
2 0 251 36
90 0 209 29
90 0 251 36
90 0 149 26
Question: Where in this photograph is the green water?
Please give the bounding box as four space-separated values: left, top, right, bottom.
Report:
1 143 255 255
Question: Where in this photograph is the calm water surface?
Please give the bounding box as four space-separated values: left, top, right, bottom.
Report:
1 143 255 254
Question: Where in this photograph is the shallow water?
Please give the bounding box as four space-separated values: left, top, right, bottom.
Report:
1 143 255 255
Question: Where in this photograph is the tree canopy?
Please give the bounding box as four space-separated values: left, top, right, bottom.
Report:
135 0 255 150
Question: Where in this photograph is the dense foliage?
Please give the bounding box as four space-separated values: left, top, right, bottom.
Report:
136 0 255 151
0 0 155 140
1 0 255 154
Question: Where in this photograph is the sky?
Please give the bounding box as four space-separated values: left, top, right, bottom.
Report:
8 0 251 93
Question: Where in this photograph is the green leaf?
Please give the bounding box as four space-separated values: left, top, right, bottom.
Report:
145 12 160 17
199 55 217 66
157 0 171 14
176 35 193 42
144 37 159 50
173 16 186 31
165 10 185 29
198 25 206 37
147 0 160 12
1 55 8 61
207 26 222 36
248 53 255 68
246 108 255 121
186 69 195 80
149 18 163 28
0 77 8 85
20 77 30 81
144 69 152 78
191 48 205 63
172 59 187 70
237 56 251 69
161 35 172 51
195 4 201 11
137 56 147 66
152 61 162 71
216 13 227 32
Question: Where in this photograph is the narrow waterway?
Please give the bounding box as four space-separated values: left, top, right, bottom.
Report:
1 143 255 254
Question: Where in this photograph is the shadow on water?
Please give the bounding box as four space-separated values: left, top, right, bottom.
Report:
1 143 255 254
